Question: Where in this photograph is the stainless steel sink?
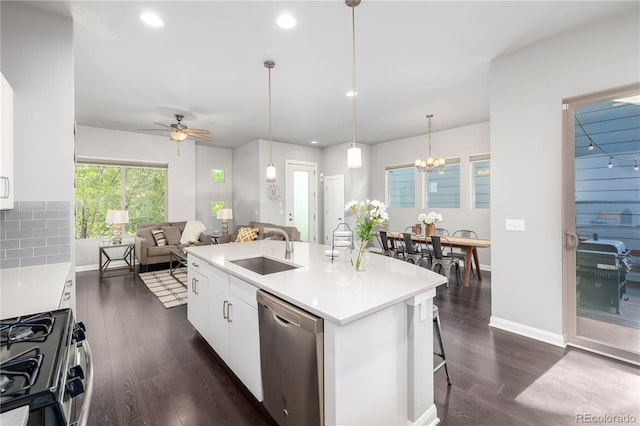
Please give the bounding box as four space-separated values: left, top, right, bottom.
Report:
230 256 300 275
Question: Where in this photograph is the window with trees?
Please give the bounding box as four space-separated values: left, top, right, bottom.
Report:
425 159 460 208
471 154 491 209
386 165 415 208
75 161 167 239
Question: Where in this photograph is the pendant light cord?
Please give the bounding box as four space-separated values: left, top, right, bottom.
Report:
351 3 357 148
268 65 273 163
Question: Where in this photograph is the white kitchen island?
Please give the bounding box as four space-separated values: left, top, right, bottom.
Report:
185 240 447 426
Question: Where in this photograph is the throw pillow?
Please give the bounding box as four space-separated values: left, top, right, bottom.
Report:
235 227 259 243
161 226 181 246
152 229 167 246
137 227 156 245
180 220 207 245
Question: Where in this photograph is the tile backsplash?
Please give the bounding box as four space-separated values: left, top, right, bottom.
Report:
0 201 72 269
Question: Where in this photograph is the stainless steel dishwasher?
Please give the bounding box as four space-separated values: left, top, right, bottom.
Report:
257 290 324 426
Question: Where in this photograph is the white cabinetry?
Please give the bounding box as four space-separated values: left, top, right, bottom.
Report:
58 265 76 313
187 256 263 401
187 256 211 343
0 72 14 210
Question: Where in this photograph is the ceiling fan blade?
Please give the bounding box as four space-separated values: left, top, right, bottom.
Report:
187 128 210 134
187 131 212 141
153 122 173 129
138 128 169 132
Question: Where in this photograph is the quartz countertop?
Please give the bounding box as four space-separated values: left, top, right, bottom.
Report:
0 262 71 319
185 241 446 325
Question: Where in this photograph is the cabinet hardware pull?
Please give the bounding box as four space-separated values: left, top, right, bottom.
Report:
63 292 71 301
227 302 232 323
67 279 73 288
195 278 199 294
223 301 228 319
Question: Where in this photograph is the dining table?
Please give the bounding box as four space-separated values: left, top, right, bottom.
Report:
379 230 491 287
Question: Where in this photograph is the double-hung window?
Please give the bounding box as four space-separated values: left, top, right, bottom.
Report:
425 159 460 208
386 165 415 208
75 159 167 239
471 154 491 209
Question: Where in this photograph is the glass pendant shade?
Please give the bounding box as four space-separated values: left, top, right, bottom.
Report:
347 145 362 168
266 162 277 182
170 131 188 141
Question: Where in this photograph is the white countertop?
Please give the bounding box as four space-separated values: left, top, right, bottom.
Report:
0 406 29 426
185 241 446 325
0 262 71 319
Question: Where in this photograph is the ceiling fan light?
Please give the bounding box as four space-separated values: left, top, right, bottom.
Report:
170 131 188 141
347 145 362 168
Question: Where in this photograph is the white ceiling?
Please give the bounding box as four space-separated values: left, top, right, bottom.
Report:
36 1 637 149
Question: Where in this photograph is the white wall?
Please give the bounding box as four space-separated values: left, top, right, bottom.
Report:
195 144 233 234
370 122 491 267
489 12 639 344
232 140 260 228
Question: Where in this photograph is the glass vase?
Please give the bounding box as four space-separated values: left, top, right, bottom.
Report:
351 242 370 272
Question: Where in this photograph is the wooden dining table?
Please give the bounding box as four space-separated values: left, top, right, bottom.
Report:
379 230 491 287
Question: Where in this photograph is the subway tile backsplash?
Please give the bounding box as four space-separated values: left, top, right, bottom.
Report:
0 201 72 269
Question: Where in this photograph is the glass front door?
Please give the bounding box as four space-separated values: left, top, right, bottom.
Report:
563 84 640 364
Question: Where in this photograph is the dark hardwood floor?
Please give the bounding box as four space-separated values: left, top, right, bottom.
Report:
76 267 639 426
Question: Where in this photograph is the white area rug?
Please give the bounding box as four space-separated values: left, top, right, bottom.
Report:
139 269 187 308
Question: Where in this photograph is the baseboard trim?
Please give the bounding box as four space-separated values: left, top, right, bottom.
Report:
408 404 439 426
489 316 565 348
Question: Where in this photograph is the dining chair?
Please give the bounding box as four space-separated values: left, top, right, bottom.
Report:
452 229 478 277
434 227 449 236
379 231 404 259
433 305 452 385
430 236 461 287
401 232 428 267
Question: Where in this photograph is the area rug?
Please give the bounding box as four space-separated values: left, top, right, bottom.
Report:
139 269 188 308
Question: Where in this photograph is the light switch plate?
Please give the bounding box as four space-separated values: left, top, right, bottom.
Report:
506 219 526 231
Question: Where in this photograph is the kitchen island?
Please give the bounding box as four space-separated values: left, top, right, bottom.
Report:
185 240 446 426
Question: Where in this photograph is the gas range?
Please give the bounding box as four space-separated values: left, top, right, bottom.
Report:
0 309 93 426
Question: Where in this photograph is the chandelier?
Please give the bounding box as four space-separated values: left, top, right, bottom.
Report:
415 114 445 173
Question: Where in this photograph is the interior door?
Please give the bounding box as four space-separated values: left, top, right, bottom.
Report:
562 84 640 365
285 160 317 243
323 175 345 245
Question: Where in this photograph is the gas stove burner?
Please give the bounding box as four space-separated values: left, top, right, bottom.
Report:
0 346 43 397
0 312 54 348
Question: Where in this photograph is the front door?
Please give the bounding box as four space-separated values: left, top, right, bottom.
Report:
285 160 317 243
562 84 640 365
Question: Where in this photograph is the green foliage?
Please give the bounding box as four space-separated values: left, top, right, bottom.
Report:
211 169 225 183
211 201 225 216
75 164 166 239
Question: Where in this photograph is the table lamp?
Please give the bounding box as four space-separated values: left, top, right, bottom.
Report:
106 209 129 244
217 208 233 235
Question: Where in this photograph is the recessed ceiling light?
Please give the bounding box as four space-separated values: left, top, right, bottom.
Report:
311 140 318 145
346 91 357 97
140 12 164 28
277 13 297 29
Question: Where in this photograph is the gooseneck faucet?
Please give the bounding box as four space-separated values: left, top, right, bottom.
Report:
270 228 293 259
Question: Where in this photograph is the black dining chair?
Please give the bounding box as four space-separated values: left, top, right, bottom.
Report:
401 232 428 267
430 236 461 287
379 231 404 259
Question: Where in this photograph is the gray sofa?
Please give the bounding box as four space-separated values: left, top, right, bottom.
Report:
135 221 212 270
220 221 300 244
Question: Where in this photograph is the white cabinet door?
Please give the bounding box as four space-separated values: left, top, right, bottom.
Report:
207 265 231 361
228 292 263 401
187 264 210 341
0 73 14 210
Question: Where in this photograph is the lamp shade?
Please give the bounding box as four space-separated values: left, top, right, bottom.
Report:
217 208 233 220
106 210 129 224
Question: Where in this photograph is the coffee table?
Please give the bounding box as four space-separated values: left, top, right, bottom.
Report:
169 248 188 286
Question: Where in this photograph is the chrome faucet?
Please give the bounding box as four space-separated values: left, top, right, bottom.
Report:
270 228 293 259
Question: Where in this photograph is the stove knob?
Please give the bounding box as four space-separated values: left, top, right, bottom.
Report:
66 376 85 397
68 365 85 380
73 322 87 343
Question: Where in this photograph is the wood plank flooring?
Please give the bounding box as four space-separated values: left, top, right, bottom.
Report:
75 267 640 426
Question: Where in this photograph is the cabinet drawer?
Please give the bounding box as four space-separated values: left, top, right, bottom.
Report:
230 275 258 309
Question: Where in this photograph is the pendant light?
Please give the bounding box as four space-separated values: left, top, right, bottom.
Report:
265 60 277 182
415 114 445 173
346 0 362 169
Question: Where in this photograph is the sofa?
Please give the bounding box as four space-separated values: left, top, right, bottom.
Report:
135 221 212 270
219 221 300 244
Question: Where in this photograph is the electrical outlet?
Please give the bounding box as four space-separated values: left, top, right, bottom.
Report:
506 219 526 231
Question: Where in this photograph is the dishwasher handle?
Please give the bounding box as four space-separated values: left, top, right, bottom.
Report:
257 290 323 335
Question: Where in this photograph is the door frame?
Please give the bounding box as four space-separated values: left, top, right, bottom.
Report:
285 159 318 243
562 83 640 365
323 174 345 245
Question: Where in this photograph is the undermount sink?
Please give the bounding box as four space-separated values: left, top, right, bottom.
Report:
230 256 300 275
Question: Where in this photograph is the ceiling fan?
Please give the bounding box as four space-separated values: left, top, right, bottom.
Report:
140 114 212 142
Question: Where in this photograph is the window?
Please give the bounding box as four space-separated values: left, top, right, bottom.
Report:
425 160 460 208
386 165 415 208
75 160 167 239
471 154 491 209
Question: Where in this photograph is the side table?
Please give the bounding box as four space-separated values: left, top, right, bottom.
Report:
99 240 136 277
